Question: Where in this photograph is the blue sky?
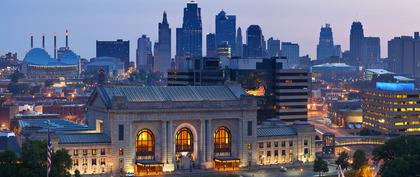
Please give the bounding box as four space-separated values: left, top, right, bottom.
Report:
1 0 420 61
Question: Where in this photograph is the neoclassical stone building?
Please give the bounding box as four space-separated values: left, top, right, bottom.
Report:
86 85 258 175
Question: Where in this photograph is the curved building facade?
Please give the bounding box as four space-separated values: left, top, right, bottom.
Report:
22 48 80 80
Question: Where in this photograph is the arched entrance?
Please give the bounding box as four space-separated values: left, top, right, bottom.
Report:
213 127 239 170
175 127 194 171
135 129 163 175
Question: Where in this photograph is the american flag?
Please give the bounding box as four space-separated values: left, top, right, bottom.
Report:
47 123 52 177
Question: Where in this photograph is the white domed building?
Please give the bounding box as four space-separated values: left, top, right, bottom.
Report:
22 48 80 80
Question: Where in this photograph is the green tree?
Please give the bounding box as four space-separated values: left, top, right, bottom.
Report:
313 157 329 176
352 149 368 170
21 140 48 177
50 149 72 177
373 136 420 177
9 70 24 83
0 150 20 177
335 151 350 170
74 169 81 177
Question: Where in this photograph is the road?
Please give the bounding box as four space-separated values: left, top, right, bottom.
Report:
241 165 338 177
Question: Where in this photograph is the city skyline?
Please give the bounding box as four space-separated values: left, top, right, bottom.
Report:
1 0 420 61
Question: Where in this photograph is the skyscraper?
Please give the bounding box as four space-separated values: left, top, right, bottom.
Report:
246 25 263 58
155 11 171 74
215 10 236 54
361 37 380 68
235 27 243 57
388 33 420 78
136 35 153 71
350 22 364 64
206 33 217 57
316 24 336 60
96 39 129 70
281 42 300 68
176 1 202 69
267 37 281 58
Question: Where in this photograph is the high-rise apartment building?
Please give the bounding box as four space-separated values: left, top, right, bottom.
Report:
215 10 236 54
175 1 202 69
361 37 380 68
275 69 309 122
267 38 281 58
136 35 153 71
155 11 172 74
350 22 364 64
281 42 299 69
246 25 263 58
388 33 420 78
96 39 130 70
317 24 336 60
206 33 217 57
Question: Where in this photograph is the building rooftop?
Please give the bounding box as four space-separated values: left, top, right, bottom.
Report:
366 69 394 75
0 131 21 153
18 119 91 132
23 48 79 66
58 133 111 144
257 126 297 137
97 85 247 103
312 63 354 68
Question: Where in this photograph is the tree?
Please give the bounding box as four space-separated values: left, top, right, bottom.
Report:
0 150 19 177
335 151 350 170
74 169 81 177
373 136 420 177
352 149 368 170
50 149 72 177
358 165 374 177
21 140 48 177
9 70 24 83
313 157 329 176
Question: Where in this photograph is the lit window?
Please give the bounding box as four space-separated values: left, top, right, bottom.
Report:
92 149 97 156
214 126 232 155
176 127 193 152
136 129 154 159
119 148 124 156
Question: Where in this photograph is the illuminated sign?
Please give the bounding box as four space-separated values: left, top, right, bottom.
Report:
376 82 415 91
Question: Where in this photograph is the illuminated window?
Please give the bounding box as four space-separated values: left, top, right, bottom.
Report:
247 144 252 150
73 149 78 156
136 129 155 158
214 127 232 156
176 127 193 152
119 148 124 156
259 142 264 148
83 149 88 156
92 149 97 156
100 149 106 155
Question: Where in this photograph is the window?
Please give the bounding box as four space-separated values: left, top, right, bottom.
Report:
247 121 253 136
281 141 286 147
100 149 106 155
247 144 253 150
83 149 88 156
214 127 232 155
92 149 97 156
304 139 308 146
176 128 193 152
118 124 124 141
304 148 309 156
73 150 78 156
136 129 155 159
100 158 106 165
267 151 271 157
274 150 278 157
281 150 286 156
259 142 264 148
92 159 97 166
289 141 293 147
119 148 124 156
266 142 271 148
73 159 79 166
274 142 278 148
82 159 88 166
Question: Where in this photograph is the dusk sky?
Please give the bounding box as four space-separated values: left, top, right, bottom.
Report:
1 0 420 62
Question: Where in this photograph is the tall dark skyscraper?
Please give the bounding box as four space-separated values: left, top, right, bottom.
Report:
206 33 217 57
316 24 336 60
361 37 380 68
388 33 420 78
267 37 280 58
215 10 236 54
350 21 365 64
96 39 130 70
155 11 171 74
136 35 153 71
235 27 243 57
246 25 263 58
176 1 202 69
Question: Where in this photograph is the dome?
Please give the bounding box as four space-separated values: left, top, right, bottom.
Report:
60 50 79 65
24 48 51 65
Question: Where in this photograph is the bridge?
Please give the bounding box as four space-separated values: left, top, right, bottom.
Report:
320 132 390 154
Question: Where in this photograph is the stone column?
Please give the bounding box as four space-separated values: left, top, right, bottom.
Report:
163 120 175 172
161 121 167 163
200 119 206 163
205 119 213 168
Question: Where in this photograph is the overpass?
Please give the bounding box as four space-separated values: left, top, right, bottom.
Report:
320 132 390 154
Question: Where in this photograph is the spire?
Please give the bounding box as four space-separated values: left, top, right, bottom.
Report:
54 33 57 59
162 11 168 24
65 30 69 48
30 34 34 49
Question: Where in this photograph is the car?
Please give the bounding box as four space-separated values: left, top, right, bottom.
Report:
279 166 287 172
125 172 135 177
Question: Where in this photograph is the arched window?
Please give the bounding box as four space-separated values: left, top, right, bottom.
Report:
176 128 193 152
214 127 232 155
136 129 154 158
